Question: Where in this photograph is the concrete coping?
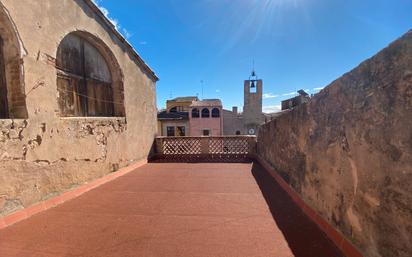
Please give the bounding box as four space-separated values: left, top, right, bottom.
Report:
0 119 28 126
59 117 126 122
156 135 257 139
0 119 27 121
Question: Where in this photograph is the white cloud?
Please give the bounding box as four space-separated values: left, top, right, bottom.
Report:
92 0 132 39
215 89 221 93
263 105 282 113
263 93 279 99
282 92 296 96
122 28 133 39
312 87 324 91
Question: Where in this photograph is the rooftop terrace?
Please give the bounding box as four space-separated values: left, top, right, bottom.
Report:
0 162 343 257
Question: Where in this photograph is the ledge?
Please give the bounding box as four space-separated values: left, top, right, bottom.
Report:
59 116 126 122
60 117 127 125
0 119 28 127
0 119 27 122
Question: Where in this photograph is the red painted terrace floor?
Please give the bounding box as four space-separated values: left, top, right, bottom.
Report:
0 163 344 257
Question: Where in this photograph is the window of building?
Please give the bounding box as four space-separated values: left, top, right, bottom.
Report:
167 126 175 137
211 108 220 118
236 130 241 135
56 32 125 117
202 129 210 136
192 108 200 118
201 108 210 118
169 107 177 113
176 126 186 137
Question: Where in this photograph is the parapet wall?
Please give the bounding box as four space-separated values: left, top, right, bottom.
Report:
258 31 412 257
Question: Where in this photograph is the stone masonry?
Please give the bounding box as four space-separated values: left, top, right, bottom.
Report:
258 30 412 257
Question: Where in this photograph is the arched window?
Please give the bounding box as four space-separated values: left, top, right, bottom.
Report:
169 107 177 113
211 108 220 118
0 9 27 118
192 108 199 118
56 31 125 117
201 108 210 118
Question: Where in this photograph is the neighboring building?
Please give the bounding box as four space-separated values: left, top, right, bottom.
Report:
156 96 198 136
157 111 189 137
281 90 310 110
223 107 244 135
263 112 284 123
189 99 223 136
167 96 199 113
0 0 158 216
223 71 265 136
157 97 223 137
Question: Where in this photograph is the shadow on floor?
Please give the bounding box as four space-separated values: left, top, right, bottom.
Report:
251 163 344 257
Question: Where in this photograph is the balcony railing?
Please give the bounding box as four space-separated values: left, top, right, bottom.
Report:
153 136 257 162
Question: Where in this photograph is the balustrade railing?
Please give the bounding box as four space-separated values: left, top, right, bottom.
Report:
153 136 257 162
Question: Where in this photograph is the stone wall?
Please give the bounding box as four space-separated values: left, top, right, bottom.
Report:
0 0 158 216
223 109 245 135
257 31 412 257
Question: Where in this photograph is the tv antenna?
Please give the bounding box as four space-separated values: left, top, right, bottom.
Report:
200 80 204 99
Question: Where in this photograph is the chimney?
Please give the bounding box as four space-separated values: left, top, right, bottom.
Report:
232 107 238 115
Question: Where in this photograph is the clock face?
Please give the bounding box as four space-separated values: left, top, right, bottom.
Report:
248 128 255 135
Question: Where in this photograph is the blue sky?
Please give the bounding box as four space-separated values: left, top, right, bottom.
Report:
93 0 412 112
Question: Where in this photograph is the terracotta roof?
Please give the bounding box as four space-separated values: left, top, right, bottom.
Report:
190 99 222 107
83 0 159 82
157 111 189 120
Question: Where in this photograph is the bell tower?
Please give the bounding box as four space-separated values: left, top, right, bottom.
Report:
243 70 263 135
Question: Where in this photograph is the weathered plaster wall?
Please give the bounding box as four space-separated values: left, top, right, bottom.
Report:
223 109 244 135
0 0 157 216
258 31 412 257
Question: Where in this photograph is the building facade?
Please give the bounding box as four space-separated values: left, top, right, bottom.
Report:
189 99 223 136
158 97 223 137
166 96 198 113
157 111 189 137
0 0 158 216
156 96 198 136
